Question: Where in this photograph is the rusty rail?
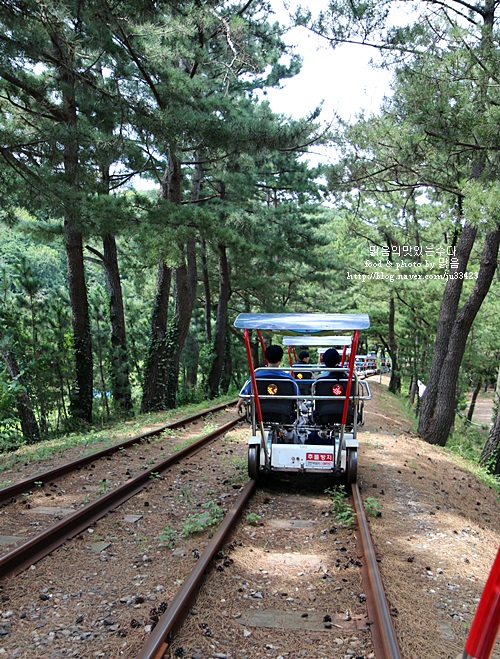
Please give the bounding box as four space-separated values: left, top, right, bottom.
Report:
0 418 240 579
136 479 257 659
351 483 401 659
0 400 236 505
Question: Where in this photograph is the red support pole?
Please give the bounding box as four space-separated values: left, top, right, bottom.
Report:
342 330 359 425
244 329 263 424
463 546 500 659
256 330 268 365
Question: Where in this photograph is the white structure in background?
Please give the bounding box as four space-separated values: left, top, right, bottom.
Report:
417 380 427 398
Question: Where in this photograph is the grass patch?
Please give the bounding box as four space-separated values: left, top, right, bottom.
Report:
0 394 236 474
181 501 223 536
325 485 355 527
447 419 489 463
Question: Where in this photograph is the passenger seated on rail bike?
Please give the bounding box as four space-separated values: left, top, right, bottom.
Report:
310 347 358 442
315 348 348 380
292 349 314 395
236 345 300 423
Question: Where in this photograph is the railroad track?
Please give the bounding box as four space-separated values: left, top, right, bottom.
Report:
137 480 401 659
0 402 238 578
0 400 237 505
0 405 401 659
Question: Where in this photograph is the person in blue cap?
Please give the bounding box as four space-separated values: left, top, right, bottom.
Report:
236 344 299 415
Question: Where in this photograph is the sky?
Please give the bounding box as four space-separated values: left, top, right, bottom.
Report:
264 1 393 124
134 1 394 187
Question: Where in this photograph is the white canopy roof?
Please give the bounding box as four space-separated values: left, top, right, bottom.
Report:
282 335 352 347
234 313 370 334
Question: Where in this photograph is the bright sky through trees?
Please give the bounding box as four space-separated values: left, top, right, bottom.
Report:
265 1 393 129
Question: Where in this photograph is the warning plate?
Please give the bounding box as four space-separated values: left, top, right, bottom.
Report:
305 452 333 469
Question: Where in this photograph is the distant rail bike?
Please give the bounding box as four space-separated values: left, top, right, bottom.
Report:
234 313 372 483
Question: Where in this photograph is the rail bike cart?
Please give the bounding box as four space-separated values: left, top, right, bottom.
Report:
283 334 353 396
234 313 372 483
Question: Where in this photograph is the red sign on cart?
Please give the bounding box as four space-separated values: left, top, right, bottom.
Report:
306 453 333 462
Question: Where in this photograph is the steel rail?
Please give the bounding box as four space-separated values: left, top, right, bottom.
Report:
0 400 236 505
351 483 401 659
0 418 240 579
136 479 257 659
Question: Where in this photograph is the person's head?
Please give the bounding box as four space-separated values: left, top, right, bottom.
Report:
265 344 284 365
323 348 341 368
298 350 310 362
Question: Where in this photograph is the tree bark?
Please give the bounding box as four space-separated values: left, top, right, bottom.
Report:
480 363 500 473
409 374 417 406
418 221 477 440
161 154 200 407
207 243 231 398
419 225 500 445
56 33 93 424
467 377 482 422
200 237 212 344
387 295 400 393
64 220 93 423
163 235 198 408
140 259 172 412
220 331 233 394
141 152 198 410
1 347 40 444
184 331 200 389
102 233 133 415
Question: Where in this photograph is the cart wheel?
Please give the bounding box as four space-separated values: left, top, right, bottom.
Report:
346 449 358 484
248 446 260 480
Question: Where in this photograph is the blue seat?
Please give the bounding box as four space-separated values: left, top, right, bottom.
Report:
255 378 297 424
313 379 355 426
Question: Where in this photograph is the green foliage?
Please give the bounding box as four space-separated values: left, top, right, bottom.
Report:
363 496 382 517
98 479 109 495
0 0 497 451
325 485 355 526
0 375 23 450
159 525 178 549
463 180 500 230
246 513 261 526
181 501 224 536
447 421 490 463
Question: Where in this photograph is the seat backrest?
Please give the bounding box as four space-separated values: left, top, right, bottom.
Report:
313 378 355 426
255 377 297 424
296 378 312 395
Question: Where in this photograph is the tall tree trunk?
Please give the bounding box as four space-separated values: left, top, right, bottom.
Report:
387 295 400 393
57 37 93 423
141 152 198 411
480 363 500 474
184 331 200 389
140 259 172 412
418 221 477 440
194 158 211 345
409 374 417 406
65 221 93 423
94 316 110 418
419 226 500 446
161 154 201 408
220 332 233 394
201 238 212 344
467 377 482 422
102 233 133 415
1 347 40 444
207 243 230 398
163 235 198 408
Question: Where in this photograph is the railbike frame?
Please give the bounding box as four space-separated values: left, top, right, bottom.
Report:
236 313 371 476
